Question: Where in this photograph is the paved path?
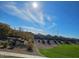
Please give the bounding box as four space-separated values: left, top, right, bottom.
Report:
0 51 45 58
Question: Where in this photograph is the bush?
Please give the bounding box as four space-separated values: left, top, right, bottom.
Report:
7 40 15 49
0 40 15 49
27 44 33 52
27 39 33 52
0 40 8 49
0 42 4 49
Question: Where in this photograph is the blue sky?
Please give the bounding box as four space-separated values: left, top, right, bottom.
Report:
0 1 79 38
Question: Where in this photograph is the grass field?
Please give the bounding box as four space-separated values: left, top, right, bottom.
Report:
39 44 79 58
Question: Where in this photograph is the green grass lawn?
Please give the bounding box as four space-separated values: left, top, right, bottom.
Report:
39 44 79 58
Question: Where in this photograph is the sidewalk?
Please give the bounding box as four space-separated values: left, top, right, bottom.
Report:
0 51 45 58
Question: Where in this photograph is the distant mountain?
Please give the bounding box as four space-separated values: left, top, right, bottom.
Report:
34 33 79 41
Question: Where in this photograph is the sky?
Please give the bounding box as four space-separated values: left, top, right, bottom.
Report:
0 1 79 38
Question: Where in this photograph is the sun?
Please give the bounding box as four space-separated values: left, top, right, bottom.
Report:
32 2 38 8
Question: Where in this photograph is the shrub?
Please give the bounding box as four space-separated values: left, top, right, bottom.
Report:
0 40 8 49
27 39 33 52
7 40 15 49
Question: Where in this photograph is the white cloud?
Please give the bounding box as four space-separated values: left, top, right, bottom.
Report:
46 14 56 22
15 26 48 35
2 2 56 26
2 2 46 25
47 16 51 21
0 2 57 35
26 9 45 25
4 3 32 22
47 22 56 30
